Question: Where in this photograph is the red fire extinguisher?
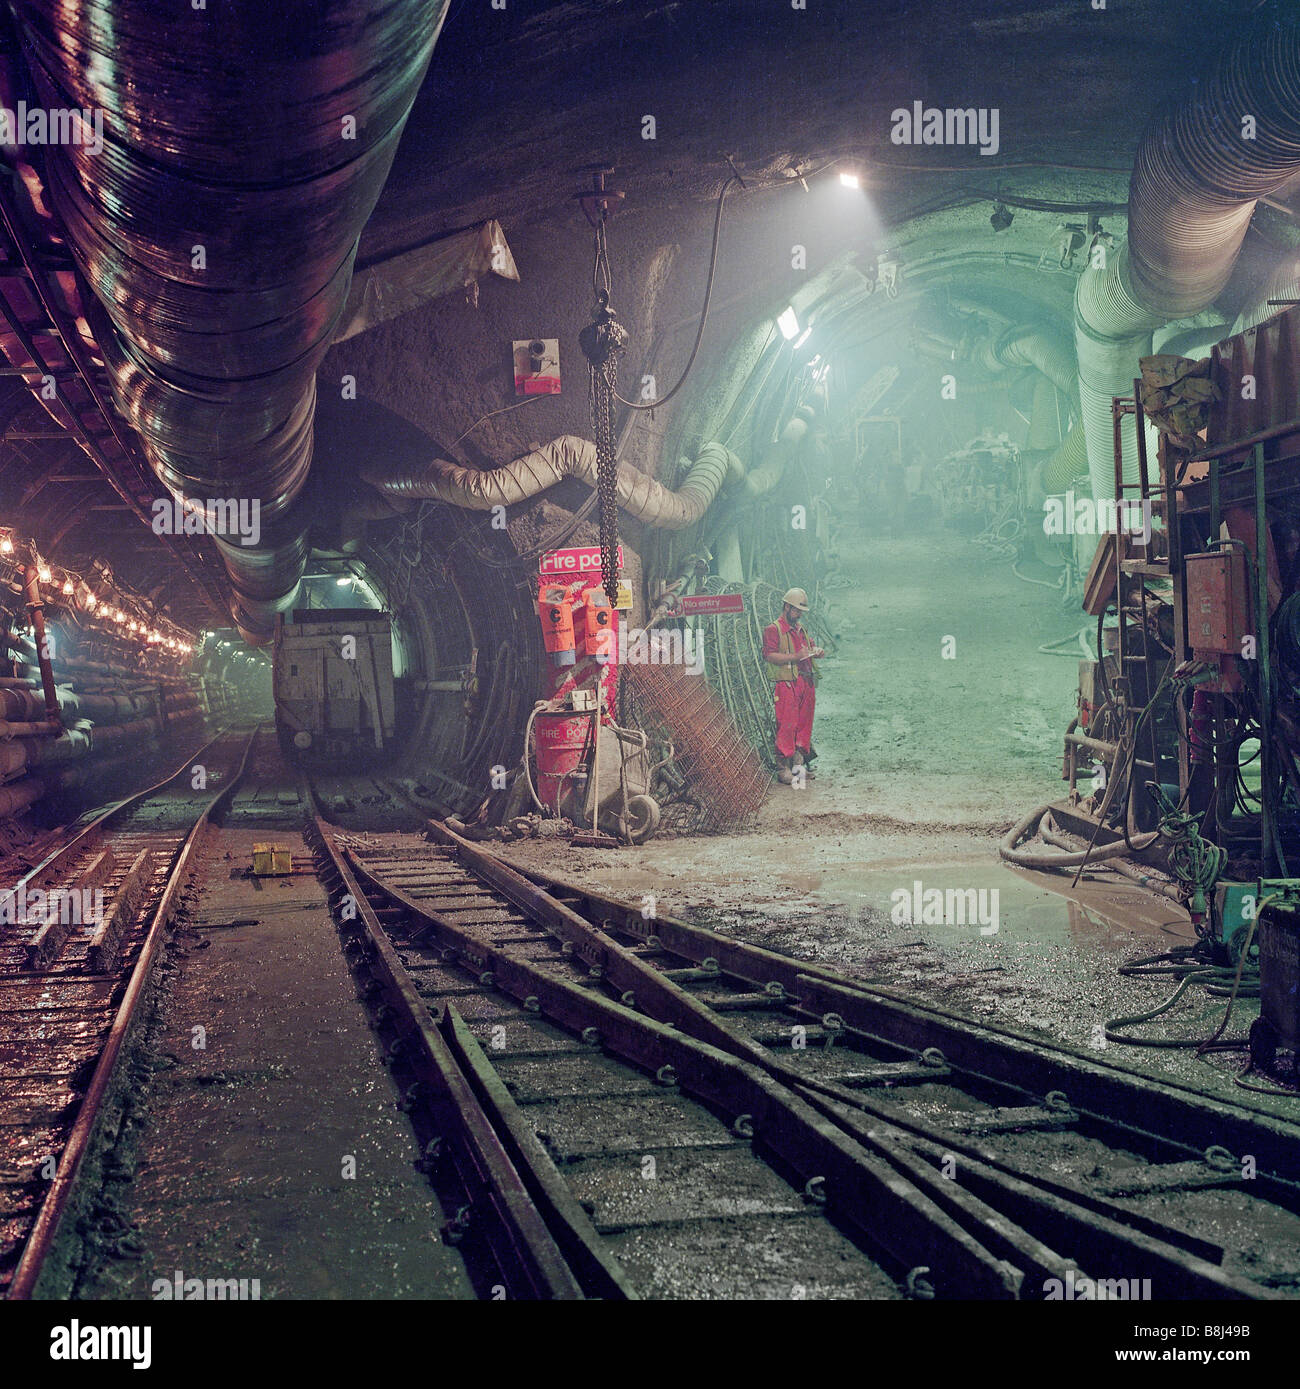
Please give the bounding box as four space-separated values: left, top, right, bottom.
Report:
538 584 576 666
582 589 615 662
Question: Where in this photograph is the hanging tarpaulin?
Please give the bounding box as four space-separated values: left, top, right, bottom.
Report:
1138 353 1221 453
333 220 520 343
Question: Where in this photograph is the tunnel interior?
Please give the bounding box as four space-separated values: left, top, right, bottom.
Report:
4 0 1300 1323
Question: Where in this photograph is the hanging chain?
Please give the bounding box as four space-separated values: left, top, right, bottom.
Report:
579 218 627 607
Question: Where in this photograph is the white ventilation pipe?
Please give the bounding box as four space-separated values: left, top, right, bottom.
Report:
364 436 744 531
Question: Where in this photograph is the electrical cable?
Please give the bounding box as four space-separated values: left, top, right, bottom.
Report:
608 175 737 411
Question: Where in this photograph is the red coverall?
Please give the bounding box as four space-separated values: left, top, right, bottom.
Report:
763 615 816 759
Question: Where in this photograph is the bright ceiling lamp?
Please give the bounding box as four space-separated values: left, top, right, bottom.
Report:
777 306 800 340
335 574 352 587
838 170 862 190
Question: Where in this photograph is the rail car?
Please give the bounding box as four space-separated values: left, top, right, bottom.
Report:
273 609 397 762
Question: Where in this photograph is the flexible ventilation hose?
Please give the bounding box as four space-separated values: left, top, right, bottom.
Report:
365 435 745 531
1072 7 1300 500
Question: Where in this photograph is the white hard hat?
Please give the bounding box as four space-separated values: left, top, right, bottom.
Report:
781 588 810 612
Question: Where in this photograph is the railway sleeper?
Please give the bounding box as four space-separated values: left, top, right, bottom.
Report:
353 853 1024 1298
86 848 153 975
23 848 116 971
1087 1158 1246 1199
933 1103 1080 1136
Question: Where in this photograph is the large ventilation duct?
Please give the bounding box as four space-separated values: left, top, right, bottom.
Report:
1230 254 1300 335
10 1 446 642
969 325 1080 407
365 436 745 531
1074 7 1300 500
960 324 1086 494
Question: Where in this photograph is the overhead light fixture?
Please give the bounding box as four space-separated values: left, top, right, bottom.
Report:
777 307 800 340
793 326 813 350
989 202 1014 233
0 534 12 555
61 579 74 595
37 565 51 582
839 170 862 190
336 574 352 587
84 592 97 610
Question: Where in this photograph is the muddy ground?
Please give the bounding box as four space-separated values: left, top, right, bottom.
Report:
497 525 1300 1124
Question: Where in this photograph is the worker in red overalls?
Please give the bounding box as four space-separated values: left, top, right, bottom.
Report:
762 588 824 785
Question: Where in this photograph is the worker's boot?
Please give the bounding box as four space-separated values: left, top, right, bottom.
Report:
776 756 794 785
793 750 816 781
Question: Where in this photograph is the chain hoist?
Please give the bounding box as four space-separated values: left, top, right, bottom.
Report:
575 167 736 607
578 210 627 608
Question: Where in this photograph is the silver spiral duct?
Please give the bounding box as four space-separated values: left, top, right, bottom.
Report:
969 325 1080 406
9 0 447 642
1074 6 1300 500
365 436 745 531
1230 254 1300 335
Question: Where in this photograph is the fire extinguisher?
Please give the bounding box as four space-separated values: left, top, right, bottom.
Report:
582 589 615 662
538 584 576 666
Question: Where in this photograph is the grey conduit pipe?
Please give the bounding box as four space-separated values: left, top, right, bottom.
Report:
1073 6 1300 501
964 323 1088 494
1039 422 1090 495
9 1 446 642
1040 811 1184 904
365 436 745 531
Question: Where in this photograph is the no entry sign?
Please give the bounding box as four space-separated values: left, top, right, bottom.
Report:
675 593 744 616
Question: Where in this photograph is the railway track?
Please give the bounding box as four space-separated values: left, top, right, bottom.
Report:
0 724 261 1299
308 802 1300 1300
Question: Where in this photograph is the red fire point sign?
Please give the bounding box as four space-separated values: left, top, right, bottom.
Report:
675 593 744 616
539 545 624 578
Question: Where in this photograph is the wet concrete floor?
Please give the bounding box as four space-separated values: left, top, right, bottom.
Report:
87 823 473 1299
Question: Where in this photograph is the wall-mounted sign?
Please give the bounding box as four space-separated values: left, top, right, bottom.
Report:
673 593 745 616
539 545 624 578
514 338 561 395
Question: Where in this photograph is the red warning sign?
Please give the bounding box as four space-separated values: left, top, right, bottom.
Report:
675 593 744 616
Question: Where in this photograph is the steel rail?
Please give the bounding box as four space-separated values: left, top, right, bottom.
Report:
7 724 262 1299
340 847 1025 1298
9 725 236 907
507 857 1300 1204
302 802 602 1300
420 822 1269 1299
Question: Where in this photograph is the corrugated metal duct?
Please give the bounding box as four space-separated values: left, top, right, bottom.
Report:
9 0 447 641
1073 7 1300 500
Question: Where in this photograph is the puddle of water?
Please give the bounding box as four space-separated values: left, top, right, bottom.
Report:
810 859 1182 951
